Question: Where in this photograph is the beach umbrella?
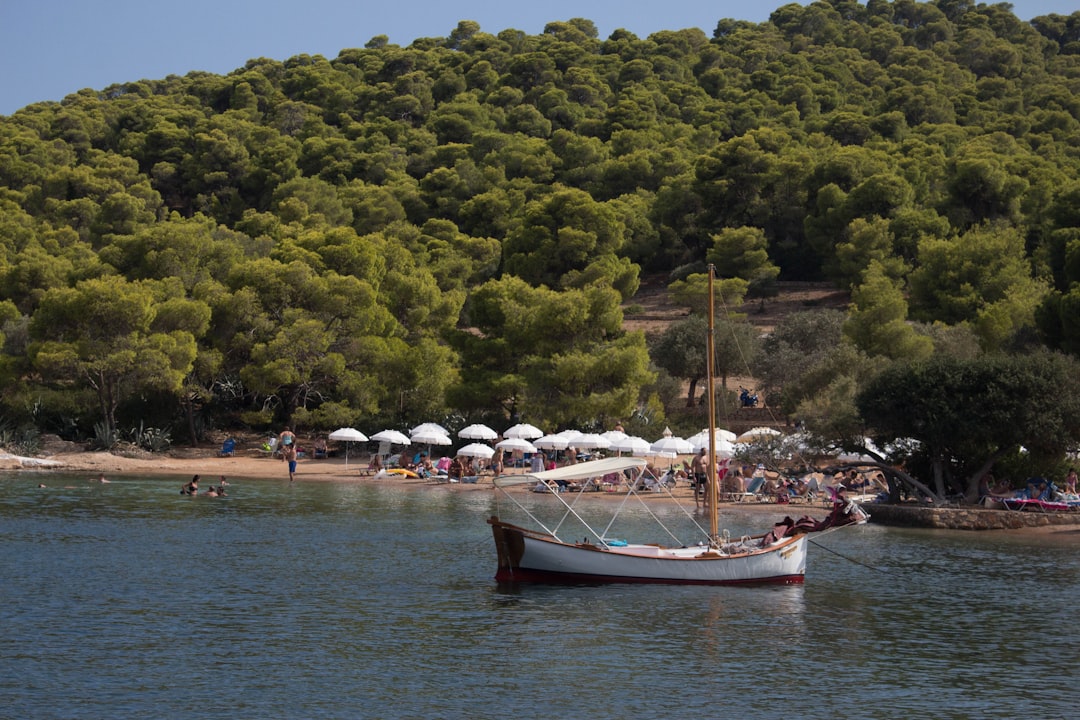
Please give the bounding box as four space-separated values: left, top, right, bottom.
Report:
601 429 629 444
690 434 735 458
371 429 411 445
687 428 736 446
410 429 453 446
495 437 538 454
650 435 694 456
411 422 449 436
457 443 496 459
551 429 587 462
533 434 570 450
328 427 367 442
458 423 498 441
735 427 782 444
503 423 544 439
611 436 652 456
574 433 611 450
328 427 368 466
410 429 453 463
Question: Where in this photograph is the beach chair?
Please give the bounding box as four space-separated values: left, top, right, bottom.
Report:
219 438 236 457
361 455 383 476
722 476 762 503
601 472 622 492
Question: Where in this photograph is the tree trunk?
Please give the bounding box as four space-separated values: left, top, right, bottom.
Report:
932 459 947 499
685 377 699 408
824 458 944 504
184 398 198 447
965 455 1002 505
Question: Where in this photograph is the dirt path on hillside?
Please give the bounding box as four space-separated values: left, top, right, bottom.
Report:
623 276 848 338
622 276 849 406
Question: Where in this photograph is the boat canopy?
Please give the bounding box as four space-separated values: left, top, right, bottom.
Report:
493 456 647 488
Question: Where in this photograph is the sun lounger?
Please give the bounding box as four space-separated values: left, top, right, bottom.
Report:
999 497 1072 512
725 476 765 503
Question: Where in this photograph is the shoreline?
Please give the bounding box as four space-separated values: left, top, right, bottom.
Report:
6 446 1079 537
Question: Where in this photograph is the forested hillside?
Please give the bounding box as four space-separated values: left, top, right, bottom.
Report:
1 0 1080 452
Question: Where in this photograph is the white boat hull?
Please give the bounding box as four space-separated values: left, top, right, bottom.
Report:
489 517 808 586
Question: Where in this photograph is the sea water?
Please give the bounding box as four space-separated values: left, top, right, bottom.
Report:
1 473 1076 720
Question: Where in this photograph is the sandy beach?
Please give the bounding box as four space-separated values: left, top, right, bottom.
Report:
7 438 1078 535
4 436 787 512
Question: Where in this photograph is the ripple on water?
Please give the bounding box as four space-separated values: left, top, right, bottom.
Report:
0 474 1076 719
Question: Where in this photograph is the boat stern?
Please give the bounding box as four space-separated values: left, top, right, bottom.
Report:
488 516 527 581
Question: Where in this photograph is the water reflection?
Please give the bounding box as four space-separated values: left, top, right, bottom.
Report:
1 473 1076 719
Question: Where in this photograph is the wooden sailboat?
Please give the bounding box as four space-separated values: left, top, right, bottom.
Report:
487 266 868 585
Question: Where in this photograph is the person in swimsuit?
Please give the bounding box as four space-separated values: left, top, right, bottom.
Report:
181 475 200 495
690 449 708 508
1064 468 1077 495
277 426 296 453
281 443 297 482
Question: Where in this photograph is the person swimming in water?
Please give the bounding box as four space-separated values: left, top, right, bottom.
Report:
180 475 200 495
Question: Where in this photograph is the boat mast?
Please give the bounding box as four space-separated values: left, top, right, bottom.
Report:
706 264 719 545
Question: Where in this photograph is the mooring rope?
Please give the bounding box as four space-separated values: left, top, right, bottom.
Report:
807 535 885 573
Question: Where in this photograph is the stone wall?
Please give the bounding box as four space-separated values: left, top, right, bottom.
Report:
867 503 1080 531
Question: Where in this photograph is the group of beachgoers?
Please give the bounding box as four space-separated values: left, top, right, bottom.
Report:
405 451 485 482
980 467 1078 507
522 451 886 503
180 474 229 497
679 448 887 507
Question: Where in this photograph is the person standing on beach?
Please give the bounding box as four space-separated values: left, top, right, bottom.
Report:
1064 468 1077 495
281 443 297 482
277 426 296 456
690 448 708 508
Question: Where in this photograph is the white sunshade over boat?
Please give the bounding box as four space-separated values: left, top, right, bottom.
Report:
493 456 646 488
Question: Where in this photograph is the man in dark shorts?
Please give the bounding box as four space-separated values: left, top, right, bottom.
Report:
690 448 708 508
282 443 297 481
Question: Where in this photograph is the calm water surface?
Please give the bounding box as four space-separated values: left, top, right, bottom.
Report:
1 473 1076 720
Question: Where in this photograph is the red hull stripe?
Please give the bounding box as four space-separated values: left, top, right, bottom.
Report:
494 568 805 586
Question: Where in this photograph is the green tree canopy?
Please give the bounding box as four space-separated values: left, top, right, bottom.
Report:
858 352 1080 502
29 276 198 434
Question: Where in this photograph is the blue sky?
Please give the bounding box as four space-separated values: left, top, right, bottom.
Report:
1 1 1076 116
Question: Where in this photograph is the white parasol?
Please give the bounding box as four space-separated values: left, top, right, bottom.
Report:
327 427 368 466
689 434 735 458
610 436 652 456
328 427 367 442
533 434 570 450
687 428 737 446
735 427 783 444
503 423 544 439
458 423 498 440
457 443 496 459
650 435 694 456
410 429 453 446
411 422 449 436
496 437 538 454
574 433 611 450
601 429 629 444
556 429 583 443
370 429 411 445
